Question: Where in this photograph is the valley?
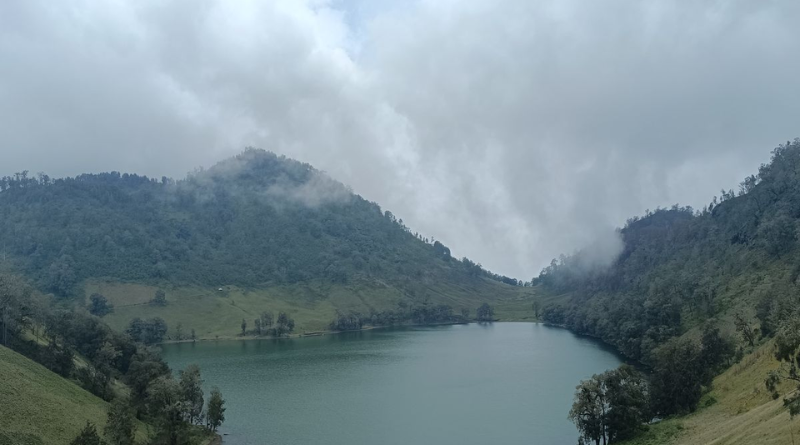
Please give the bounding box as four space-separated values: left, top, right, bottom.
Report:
3 142 800 445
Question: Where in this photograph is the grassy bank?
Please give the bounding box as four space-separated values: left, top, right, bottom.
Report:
86 278 537 340
0 345 149 445
620 342 800 445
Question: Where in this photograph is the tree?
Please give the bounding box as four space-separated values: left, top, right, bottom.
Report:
329 311 364 331
758 214 797 257
603 365 649 442
70 422 103 445
126 317 168 345
48 255 77 297
260 312 274 332
179 364 204 424
149 318 168 344
699 324 735 385
94 342 122 399
147 376 189 445
240 318 247 336
532 300 541 319
476 303 494 322
650 338 704 416
206 387 226 432
126 349 169 411
765 316 800 416
569 377 605 445
105 398 135 445
191 328 196 342
734 312 758 347
88 293 114 317
275 312 295 337
44 341 75 377
460 308 470 321
569 365 650 445
0 274 32 346
151 289 167 306
175 322 183 341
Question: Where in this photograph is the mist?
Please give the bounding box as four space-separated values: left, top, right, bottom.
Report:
2 0 799 278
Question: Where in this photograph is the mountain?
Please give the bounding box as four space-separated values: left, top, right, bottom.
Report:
537 139 800 444
537 138 800 362
0 149 532 337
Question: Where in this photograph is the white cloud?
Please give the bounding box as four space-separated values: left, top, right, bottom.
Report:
1 0 799 278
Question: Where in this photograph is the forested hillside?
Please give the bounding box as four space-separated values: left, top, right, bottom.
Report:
0 149 522 295
538 139 800 363
541 140 800 444
0 149 531 338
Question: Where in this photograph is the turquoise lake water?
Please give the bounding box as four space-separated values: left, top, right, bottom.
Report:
161 322 622 445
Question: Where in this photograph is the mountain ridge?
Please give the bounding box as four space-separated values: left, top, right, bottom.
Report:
0 149 533 337
0 149 522 293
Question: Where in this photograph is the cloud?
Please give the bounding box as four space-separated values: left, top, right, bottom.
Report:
1 0 799 278
264 170 353 208
186 148 353 208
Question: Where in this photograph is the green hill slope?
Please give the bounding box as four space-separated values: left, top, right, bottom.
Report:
0 345 147 445
0 149 532 337
620 342 800 445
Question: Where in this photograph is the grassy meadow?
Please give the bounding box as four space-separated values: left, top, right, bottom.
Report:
86 277 538 340
0 346 150 445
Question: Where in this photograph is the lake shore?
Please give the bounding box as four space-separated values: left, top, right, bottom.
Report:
158 318 534 344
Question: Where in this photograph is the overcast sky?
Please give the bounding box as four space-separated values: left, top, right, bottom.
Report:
1 0 799 279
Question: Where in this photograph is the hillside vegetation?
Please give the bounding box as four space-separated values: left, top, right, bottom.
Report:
0 149 531 336
619 341 800 445
0 272 223 445
0 149 521 294
539 139 800 363
540 139 800 442
0 345 148 445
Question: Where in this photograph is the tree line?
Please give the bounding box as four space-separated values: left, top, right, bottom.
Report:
241 311 295 337
327 302 495 331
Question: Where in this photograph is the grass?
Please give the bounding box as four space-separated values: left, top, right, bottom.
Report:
619 341 800 445
617 422 684 445
0 346 149 445
86 277 538 340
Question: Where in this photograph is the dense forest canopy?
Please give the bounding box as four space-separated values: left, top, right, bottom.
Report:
0 149 520 298
537 139 800 362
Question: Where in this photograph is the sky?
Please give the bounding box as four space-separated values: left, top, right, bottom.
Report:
1 0 799 279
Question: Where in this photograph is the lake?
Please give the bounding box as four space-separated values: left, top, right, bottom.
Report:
161 322 623 445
